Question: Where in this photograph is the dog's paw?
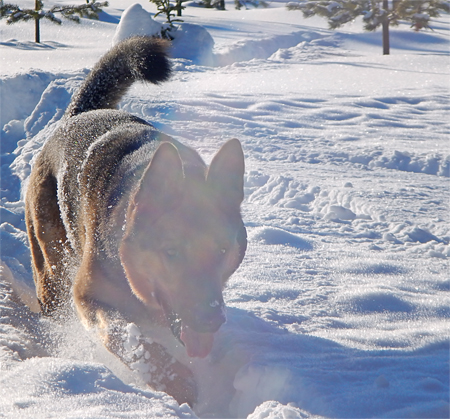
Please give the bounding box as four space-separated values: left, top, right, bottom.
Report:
121 324 197 406
159 357 197 407
139 340 197 407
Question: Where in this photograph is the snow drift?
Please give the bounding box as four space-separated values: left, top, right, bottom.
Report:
0 1 449 418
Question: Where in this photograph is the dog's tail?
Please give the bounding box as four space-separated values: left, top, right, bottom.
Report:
66 36 171 117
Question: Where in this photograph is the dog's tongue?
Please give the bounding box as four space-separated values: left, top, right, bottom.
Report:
180 325 214 358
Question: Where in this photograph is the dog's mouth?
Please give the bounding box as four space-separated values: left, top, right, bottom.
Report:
180 323 215 358
163 301 221 359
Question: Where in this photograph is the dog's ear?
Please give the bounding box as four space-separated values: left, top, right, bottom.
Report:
207 139 245 207
133 142 184 216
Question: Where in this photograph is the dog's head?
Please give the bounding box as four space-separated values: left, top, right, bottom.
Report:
120 139 246 358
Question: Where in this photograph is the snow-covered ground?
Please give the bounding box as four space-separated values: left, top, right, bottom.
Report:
1 1 449 418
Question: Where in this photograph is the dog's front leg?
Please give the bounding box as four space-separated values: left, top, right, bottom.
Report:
73 254 197 406
98 311 197 406
75 291 197 407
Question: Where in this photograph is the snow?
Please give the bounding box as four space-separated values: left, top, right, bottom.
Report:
1 1 449 418
112 3 163 45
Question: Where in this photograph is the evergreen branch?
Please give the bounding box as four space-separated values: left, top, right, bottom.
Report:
0 3 40 24
151 0 184 26
0 0 108 25
287 0 449 32
49 1 108 22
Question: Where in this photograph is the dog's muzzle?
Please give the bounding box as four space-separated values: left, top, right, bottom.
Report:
161 296 226 358
191 300 227 333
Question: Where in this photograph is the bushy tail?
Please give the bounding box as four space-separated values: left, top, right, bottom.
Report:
66 36 171 117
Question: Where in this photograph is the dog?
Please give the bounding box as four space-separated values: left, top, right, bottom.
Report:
25 36 247 406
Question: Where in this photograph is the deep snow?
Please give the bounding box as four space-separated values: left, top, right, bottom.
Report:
0 1 449 418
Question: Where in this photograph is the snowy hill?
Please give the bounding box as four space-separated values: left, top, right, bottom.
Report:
1 1 449 418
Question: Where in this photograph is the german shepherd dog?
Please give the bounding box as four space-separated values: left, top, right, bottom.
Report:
25 36 247 406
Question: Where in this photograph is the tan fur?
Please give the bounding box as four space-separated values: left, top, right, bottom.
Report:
25 37 247 407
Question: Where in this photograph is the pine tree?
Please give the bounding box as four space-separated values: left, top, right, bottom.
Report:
287 0 450 55
235 0 268 10
148 0 190 24
0 0 108 43
198 0 225 10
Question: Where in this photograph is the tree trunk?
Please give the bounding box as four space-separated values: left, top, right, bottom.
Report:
35 17 40 43
35 0 40 43
382 0 390 55
176 0 182 16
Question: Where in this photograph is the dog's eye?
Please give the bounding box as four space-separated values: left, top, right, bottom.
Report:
166 249 178 258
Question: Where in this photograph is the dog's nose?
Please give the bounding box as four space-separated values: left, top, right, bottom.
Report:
192 301 226 333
